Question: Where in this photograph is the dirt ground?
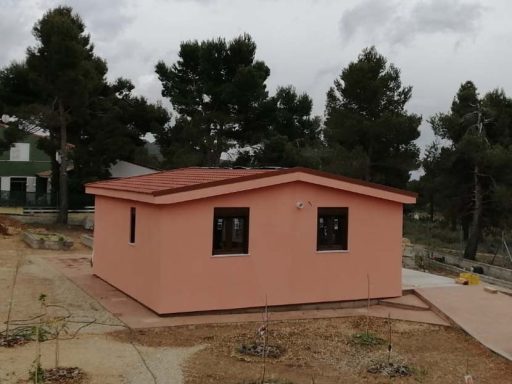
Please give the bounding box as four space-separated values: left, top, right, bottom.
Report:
0 217 197 383
112 317 512 384
1 215 512 384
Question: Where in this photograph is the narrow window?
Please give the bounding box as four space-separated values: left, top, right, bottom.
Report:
317 207 348 251
213 208 249 255
129 207 136 244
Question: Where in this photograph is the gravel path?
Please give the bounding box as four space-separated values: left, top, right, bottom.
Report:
0 231 202 383
0 334 203 383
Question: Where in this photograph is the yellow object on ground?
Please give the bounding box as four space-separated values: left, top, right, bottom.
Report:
459 273 480 285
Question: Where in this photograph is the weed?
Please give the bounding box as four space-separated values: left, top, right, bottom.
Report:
350 332 384 346
29 362 45 383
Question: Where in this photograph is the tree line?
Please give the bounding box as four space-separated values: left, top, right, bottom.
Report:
0 7 420 222
412 81 512 260
3 6 509 261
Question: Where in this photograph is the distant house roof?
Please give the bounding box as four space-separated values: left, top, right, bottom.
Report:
109 160 159 178
86 167 417 205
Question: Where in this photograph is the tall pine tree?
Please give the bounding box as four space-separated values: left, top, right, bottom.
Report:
155 34 270 167
0 7 169 222
323 47 421 188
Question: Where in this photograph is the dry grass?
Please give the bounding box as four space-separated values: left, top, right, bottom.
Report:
111 316 512 384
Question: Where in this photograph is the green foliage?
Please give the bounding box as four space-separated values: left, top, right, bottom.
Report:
235 86 323 168
0 7 169 219
323 47 421 188
29 362 45 383
419 80 512 258
403 218 462 250
351 332 384 346
155 34 270 167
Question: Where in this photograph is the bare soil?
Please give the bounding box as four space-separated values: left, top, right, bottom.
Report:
2 216 512 384
0 216 197 384
112 316 512 384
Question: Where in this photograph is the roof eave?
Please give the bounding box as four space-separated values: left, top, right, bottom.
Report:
86 168 416 205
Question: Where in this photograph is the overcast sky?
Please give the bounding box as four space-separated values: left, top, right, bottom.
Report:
1 0 511 150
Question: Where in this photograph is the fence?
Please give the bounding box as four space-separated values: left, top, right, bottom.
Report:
0 191 94 209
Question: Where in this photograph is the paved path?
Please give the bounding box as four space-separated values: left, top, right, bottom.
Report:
402 268 456 289
46 255 450 328
416 284 512 361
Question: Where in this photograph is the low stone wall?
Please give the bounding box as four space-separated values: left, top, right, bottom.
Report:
23 231 74 250
80 234 93 249
404 244 512 285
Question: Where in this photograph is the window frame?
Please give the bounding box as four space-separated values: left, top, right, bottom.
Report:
212 207 250 256
316 207 349 252
129 207 136 244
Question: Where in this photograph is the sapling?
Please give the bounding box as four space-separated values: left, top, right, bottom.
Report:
4 256 21 346
387 312 392 364
366 274 370 337
260 294 270 384
33 294 47 384
464 356 474 383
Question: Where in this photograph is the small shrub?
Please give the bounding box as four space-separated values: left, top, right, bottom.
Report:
0 326 50 348
29 362 45 382
350 332 384 346
29 366 85 383
238 343 284 358
367 361 412 377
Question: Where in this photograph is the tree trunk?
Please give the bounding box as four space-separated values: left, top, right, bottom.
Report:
365 145 372 182
429 193 435 222
57 100 68 224
464 166 483 260
461 215 469 240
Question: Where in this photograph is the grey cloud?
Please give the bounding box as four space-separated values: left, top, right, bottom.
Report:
0 1 40 66
339 0 485 46
44 0 135 39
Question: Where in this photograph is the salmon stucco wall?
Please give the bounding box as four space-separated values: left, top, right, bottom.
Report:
93 181 404 314
153 181 403 314
92 196 163 310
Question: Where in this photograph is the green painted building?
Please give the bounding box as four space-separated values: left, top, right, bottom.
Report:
0 125 52 206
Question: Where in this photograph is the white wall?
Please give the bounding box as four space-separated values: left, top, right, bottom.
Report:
26 177 36 192
0 176 36 192
0 177 9 191
9 143 30 161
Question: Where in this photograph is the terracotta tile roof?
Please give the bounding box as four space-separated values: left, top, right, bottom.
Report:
86 167 278 195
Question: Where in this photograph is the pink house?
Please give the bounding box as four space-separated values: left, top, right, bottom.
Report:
85 167 416 315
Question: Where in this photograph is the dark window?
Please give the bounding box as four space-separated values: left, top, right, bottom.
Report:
129 207 136 244
213 208 249 255
317 207 348 251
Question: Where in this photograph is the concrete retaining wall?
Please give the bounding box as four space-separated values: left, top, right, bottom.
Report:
81 234 93 249
9 212 94 227
23 231 74 250
404 244 512 286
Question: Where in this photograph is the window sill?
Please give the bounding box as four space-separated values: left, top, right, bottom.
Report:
211 253 250 258
316 250 349 254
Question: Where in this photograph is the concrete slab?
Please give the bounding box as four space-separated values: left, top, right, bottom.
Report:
416 285 512 361
402 268 456 289
379 293 430 311
44 254 450 329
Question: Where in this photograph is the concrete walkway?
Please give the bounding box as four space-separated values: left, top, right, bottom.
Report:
45 255 449 328
402 268 456 289
416 284 512 361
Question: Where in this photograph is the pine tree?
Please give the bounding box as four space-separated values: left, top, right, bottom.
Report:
323 47 421 188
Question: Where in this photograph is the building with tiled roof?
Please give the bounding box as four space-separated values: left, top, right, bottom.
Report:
86 167 416 315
